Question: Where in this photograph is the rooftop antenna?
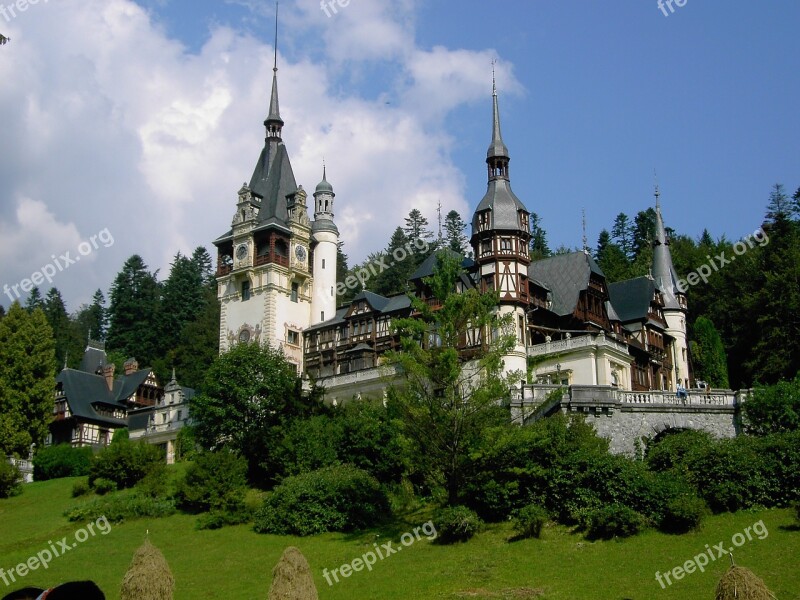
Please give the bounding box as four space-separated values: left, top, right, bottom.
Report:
654 168 661 210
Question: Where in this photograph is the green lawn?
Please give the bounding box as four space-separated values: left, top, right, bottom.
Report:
1 476 798 599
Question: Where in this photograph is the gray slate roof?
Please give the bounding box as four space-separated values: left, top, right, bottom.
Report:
471 179 528 234
607 276 655 323
410 250 475 281
528 252 604 316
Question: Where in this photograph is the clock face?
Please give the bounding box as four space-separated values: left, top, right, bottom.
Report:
295 245 307 262
236 244 248 260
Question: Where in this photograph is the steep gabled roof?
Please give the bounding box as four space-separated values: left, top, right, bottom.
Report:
528 252 604 316
607 276 655 323
410 250 475 281
56 370 127 427
249 142 297 227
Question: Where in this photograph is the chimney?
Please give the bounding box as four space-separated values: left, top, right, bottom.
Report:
103 364 115 391
123 358 139 375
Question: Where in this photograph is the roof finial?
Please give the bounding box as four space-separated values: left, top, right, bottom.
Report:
491 58 497 97
654 168 661 210
323 156 327 180
273 2 279 73
582 208 588 255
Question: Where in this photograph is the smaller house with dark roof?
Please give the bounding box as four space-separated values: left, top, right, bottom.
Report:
128 369 194 464
50 342 167 448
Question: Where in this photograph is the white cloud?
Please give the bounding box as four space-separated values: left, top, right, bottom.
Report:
0 0 520 309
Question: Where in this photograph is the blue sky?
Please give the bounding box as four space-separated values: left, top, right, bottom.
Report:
0 0 797 310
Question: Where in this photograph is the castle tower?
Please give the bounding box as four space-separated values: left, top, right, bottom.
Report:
470 74 531 377
311 165 339 324
652 186 690 389
212 28 313 370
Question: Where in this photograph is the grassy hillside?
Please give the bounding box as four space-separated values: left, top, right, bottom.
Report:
1 476 798 599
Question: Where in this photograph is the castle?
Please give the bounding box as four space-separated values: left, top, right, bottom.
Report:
213 60 693 407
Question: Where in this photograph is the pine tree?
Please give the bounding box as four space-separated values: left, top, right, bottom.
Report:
403 209 434 245
689 317 730 388
43 288 72 370
169 287 221 391
611 213 634 259
529 212 551 260
107 255 162 366
86 289 107 341
373 227 413 296
25 287 44 312
159 253 206 354
0 303 56 456
632 208 657 259
0 305 5 320
190 246 215 290
765 183 792 223
444 210 468 254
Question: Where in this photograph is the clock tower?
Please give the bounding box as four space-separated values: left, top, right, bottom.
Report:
212 50 326 370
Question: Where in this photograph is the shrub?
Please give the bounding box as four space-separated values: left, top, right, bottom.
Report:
661 493 707 534
0 460 21 499
89 439 164 490
434 506 483 544
253 465 389 536
93 477 118 495
743 375 800 435
513 504 548 539
585 504 644 540
65 491 176 523
645 429 714 473
195 508 251 530
176 451 248 521
175 426 197 462
33 444 93 481
71 479 91 498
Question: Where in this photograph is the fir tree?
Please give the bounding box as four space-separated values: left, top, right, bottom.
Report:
765 183 792 223
0 303 56 456
529 212 551 260
43 288 72 370
190 246 215 290
444 210 468 254
611 213 634 259
169 287 221 391
107 255 162 366
403 209 434 245
159 253 206 354
632 208 657 259
25 287 44 312
689 317 730 388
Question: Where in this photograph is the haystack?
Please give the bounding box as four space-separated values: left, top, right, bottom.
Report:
120 539 175 600
715 566 775 600
268 546 318 600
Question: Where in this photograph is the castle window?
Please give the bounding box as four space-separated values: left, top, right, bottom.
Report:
287 330 300 346
321 311 325 321
322 259 326 268
241 280 251 301
500 238 512 253
291 282 299 302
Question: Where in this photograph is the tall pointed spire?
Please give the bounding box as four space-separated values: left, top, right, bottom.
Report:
652 183 682 310
486 61 510 182
265 2 284 139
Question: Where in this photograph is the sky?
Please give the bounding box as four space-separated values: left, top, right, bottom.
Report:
0 0 797 311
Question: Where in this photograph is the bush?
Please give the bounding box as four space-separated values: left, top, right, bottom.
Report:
71 479 91 498
743 375 800 435
434 506 483 544
195 508 251 530
253 465 389 536
89 439 164 490
585 504 644 540
176 451 248 516
513 504 548 539
0 460 21 499
645 429 714 473
33 444 94 481
92 477 118 495
661 493 707 534
175 426 198 462
65 491 176 523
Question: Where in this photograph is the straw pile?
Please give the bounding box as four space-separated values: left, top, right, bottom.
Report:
714 566 775 600
268 546 318 600
120 539 175 600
